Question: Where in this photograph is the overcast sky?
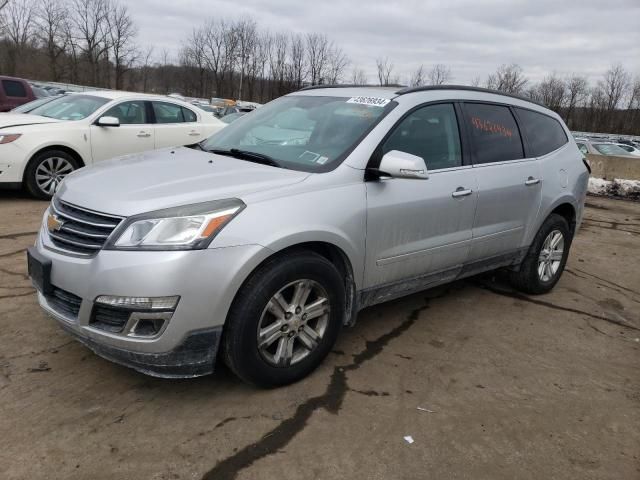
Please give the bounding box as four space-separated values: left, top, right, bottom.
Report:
127 0 640 86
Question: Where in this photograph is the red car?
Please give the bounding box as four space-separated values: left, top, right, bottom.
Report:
0 76 36 112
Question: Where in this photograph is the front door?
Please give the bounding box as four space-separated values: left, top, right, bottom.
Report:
461 102 542 261
90 100 154 163
364 103 477 296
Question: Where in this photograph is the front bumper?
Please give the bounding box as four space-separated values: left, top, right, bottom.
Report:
0 142 28 184
33 225 271 377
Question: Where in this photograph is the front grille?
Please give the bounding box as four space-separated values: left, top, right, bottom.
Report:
90 305 131 333
49 198 122 255
46 287 82 319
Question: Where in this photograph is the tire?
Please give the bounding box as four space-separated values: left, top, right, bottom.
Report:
24 150 80 200
222 251 345 387
509 213 572 294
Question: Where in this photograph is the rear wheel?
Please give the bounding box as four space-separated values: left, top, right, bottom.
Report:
24 150 80 200
222 251 345 387
509 214 572 294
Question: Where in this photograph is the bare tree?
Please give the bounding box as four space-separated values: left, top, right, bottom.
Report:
409 64 425 87
600 64 630 111
288 33 306 89
35 0 69 81
470 76 481 87
71 0 111 86
306 32 329 85
0 0 9 11
486 63 527 94
350 67 367 84
325 45 348 84
376 57 395 86
534 73 566 111
139 44 153 91
107 1 137 89
427 64 452 85
1 0 35 74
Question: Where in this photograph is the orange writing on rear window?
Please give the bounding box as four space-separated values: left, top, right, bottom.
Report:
471 117 513 138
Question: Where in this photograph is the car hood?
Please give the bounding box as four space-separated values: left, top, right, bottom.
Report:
57 147 311 216
0 113 62 130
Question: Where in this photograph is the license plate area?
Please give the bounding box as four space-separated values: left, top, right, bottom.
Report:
27 247 53 295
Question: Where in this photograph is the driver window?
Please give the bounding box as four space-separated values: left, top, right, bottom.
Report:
383 103 462 170
102 101 147 125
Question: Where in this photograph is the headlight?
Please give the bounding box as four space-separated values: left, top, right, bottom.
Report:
107 199 245 250
0 133 21 144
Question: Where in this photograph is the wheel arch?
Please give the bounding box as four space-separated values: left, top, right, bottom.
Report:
22 144 86 182
230 240 359 327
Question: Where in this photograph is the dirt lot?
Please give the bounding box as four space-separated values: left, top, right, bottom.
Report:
0 193 638 480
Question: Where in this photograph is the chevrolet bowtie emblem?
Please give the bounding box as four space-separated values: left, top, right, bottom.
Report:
47 213 64 232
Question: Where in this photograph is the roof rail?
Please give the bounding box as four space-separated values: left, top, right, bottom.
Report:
395 84 546 108
298 83 406 91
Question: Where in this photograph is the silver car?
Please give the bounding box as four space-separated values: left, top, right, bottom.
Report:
28 86 589 386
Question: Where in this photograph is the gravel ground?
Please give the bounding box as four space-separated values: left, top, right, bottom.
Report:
0 192 638 480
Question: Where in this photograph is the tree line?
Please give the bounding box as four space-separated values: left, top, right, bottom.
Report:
1 0 639 134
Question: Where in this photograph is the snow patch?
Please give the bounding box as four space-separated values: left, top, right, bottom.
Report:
588 177 640 200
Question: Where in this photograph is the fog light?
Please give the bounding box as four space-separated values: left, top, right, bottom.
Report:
94 295 179 311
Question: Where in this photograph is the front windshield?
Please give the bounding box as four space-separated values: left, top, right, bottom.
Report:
12 96 57 113
29 94 109 120
202 95 395 172
593 143 630 156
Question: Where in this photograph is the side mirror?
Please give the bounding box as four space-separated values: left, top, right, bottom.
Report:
376 150 429 179
96 116 120 127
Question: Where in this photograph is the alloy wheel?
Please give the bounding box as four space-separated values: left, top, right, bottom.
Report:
257 279 330 367
35 157 74 196
538 229 564 282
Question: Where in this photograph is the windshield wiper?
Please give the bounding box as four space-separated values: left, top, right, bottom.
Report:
207 148 282 168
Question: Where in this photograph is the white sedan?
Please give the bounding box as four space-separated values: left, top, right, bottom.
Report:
0 91 226 198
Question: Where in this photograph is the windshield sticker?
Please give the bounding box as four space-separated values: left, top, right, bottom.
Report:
346 96 390 107
471 117 513 138
298 150 321 163
317 156 329 165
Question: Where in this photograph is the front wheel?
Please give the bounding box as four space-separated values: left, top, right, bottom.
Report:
24 150 80 200
509 213 572 294
222 251 345 387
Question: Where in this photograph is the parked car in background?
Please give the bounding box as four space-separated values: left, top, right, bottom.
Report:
28 85 588 386
217 105 255 118
30 85 52 98
0 91 226 198
220 111 247 123
612 143 640 157
575 139 633 157
10 95 64 114
0 76 36 112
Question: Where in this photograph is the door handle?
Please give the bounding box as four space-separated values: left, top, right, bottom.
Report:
188 131 201 136
525 177 541 186
451 187 473 198
137 132 151 138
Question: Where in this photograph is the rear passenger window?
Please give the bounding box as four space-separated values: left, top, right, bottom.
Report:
2 80 27 97
182 107 197 122
515 108 568 157
463 103 524 164
382 103 462 170
152 102 185 123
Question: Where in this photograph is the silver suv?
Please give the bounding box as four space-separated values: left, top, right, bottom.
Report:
28 86 589 386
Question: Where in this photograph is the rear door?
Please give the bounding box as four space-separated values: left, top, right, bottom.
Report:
364 102 477 291
151 101 203 148
90 100 155 162
461 102 542 262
